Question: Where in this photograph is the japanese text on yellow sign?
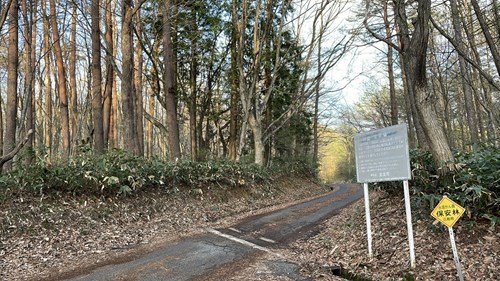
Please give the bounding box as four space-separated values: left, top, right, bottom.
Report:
431 196 465 228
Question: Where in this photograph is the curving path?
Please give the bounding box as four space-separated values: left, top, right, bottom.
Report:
66 183 362 281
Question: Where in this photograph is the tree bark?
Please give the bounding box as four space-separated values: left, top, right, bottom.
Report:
383 0 398 125
229 0 239 161
3 0 19 171
451 0 479 147
189 3 198 161
91 0 104 153
103 0 114 149
121 0 139 154
49 0 71 156
394 0 454 169
42 0 53 156
70 1 78 149
163 0 181 160
135 10 145 156
21 0 36 163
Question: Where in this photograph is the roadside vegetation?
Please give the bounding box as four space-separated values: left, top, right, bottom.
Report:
376 146 500 226
0 147 317 202
322 142 499 226
0 150 324 281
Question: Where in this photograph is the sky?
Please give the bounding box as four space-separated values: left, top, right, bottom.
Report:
293 0 387 107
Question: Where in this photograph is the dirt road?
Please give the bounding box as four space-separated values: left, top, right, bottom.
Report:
66 183 362 281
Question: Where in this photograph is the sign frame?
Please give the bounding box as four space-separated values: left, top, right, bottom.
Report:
353 123 415 268
354 123 411 183
431 196 465 228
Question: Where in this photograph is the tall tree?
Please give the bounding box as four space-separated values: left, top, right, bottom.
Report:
365 0 454 167
41 0 53 156
49 0 71 156
394 0 454 168
103 0 113 148
163 0 181 160
450 0 479 146
121 0 139 154
383 0 397 125
188 2 198 161
70 0 78 148
135 9 145 156
3 0 19 171
91 0 105 153
21 0 37 163
229 0 239 161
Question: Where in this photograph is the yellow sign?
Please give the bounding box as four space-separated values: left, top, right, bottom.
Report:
431 196 465 228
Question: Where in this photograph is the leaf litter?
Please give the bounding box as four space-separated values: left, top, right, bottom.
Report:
0 177 326 281
288 190 499 280
1 182 497 281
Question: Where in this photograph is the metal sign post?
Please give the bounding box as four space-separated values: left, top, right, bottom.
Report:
431 196 466 281
363 183 373 258
449 227 465 281
354 124 414 267
403 180 415 268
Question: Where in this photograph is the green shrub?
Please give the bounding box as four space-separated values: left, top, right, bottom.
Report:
0 150 276 197
379 146 499 225
270 157 319 178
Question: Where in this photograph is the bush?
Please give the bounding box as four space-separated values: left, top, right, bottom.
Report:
270 157 319 179
379 146 499 225
0 149 274 197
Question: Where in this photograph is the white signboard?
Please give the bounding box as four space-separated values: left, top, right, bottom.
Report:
354 124 415 268
354 123 411 183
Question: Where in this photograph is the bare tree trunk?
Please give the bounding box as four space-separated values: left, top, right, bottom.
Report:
91 0 104 153
135 10 144 156
147 93 155 158
111 59 119 148
235 0 249 162
451 0 479 147
471 0 500 76
262 0 275 166
49 0 71 157
42 0 53 157
103 0 114 149
188 3 198 161
3 0 19 171
249 0 265 166
121 0 139 154
21 0 36 163
428 36 455 148
30 1 37 153
383 0 398 125
229 0 239 161
312 8 323 166
163 0 181 160
248 115 265 166
395 0 454 169
146 40 161 158
394 7 428 150
70 1 78 149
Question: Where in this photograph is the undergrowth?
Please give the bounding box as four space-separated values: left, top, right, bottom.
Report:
377 145 499 226
0 149 316 199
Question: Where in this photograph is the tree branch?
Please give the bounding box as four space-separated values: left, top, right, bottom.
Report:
430 16 500 91
363 0 402 53
0 129 34 169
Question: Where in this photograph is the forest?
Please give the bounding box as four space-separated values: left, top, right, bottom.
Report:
1 0 348 169
0 0 498 190
1 1 499 279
